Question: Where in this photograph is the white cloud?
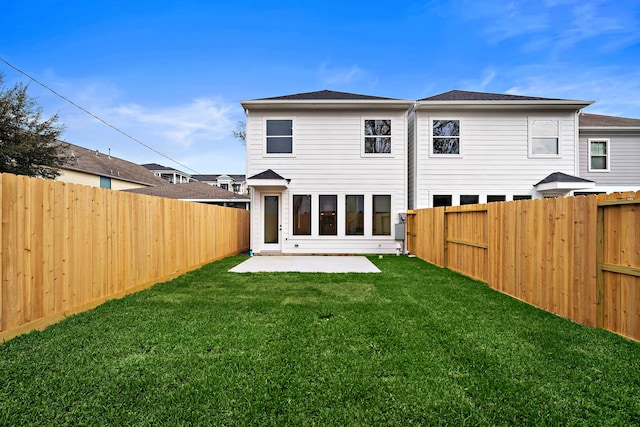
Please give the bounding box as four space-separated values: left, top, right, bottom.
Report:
111 98 236 148
504 65 640 118
318 63 365 86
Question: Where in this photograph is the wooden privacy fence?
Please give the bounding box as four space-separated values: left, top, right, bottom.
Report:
407 191 640 341
1 173 250 341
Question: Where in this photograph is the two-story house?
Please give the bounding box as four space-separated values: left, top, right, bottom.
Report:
241 90 413 255
242 89 638 255
191 174 248 194
408 90 594 208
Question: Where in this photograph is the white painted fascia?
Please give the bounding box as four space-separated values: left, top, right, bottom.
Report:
414 99 594 111
241 99 414 111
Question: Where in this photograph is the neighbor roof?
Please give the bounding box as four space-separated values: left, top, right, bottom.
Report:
58 142 167 187
579 113 640 128
123 182 249 201
192 174 246 182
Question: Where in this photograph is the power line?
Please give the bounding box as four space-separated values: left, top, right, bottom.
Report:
0 56 202 174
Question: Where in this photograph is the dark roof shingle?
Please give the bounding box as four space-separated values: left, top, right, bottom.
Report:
58 142 167 186
255 89 400 101
535 172 594 186
123 182 249 200
419 90 564 102
579 113 640 127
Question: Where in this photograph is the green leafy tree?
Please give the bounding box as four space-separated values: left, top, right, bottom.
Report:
0 73 67 179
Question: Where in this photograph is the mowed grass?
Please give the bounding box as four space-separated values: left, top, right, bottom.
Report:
1 255 639 426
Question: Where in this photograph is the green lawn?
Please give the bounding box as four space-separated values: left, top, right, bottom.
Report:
1 255 639 426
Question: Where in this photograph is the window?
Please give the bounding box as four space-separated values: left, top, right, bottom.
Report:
99 176 111 189
293 195 311 235
220 183 229 190
319 195 337 235
589 139 609 171
487 195 506 203
433 195 452 207
530 119 559 156
513 195 532 201
364 119 391 154
432 120 460 155
372 195 391 235
460 195 479 205
345 195 364 235
266 119 293 154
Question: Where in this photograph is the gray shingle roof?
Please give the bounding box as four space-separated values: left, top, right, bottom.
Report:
58 142 167 186
255 89 401 101
535 172 594 186
248 169 286 180
419 90 564 102
579 113 640 127
123 182 249 200
192 174 246 182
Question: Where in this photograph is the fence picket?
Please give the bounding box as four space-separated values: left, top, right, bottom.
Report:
1 173 249 341
407 191 640 341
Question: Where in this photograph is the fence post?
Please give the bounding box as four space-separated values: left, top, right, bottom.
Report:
443 207 449 269
596 204 605 329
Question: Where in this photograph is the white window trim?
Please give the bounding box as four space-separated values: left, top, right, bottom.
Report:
430 118 462 157
361 117 394 157
264 117 296 157
528 118 561 158
588 138 610 172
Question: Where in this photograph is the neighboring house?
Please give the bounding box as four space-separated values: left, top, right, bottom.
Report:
123 181 250 209
142 163 194 184
56 142 167 190
241 90 414 255
408 90 594 208
576 113 640 195
192 174 248 194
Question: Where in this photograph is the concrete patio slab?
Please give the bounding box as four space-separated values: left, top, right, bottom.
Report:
229 256 381 273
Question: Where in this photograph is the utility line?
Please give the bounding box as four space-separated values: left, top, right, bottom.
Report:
0 56 201 174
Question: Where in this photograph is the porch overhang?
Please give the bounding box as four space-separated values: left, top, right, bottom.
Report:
534 172 595 193
246 169 290 190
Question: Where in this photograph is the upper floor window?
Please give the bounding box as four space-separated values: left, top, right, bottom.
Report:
432 120 460 155
589 139 609 172
266 119 293 154
529 119 559 156
364 119 391 154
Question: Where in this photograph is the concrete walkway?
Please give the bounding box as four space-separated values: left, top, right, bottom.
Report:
229 256 381 273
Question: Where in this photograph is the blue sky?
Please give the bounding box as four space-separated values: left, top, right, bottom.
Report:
2 0 639 174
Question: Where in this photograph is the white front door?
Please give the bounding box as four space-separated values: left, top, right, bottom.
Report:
262 194 281 252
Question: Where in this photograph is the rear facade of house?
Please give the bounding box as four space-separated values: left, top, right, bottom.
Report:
242 89 639 254
242 90 413 255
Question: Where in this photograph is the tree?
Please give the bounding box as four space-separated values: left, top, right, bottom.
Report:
232 120 246 145
0 73 67 179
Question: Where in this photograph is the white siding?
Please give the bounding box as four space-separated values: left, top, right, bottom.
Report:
413 109 580 208
247 109 407 254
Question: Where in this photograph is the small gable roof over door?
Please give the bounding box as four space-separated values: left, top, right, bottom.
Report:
246 169 290 189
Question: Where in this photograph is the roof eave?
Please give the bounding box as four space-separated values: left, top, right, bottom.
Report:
414 100 594 111
241 99 414 111
580 126 640 132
